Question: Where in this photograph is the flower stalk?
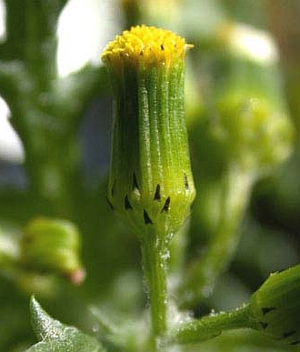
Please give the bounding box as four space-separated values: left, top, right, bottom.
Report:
178 168 254 308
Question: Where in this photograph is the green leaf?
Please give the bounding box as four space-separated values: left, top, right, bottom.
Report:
24 297 105 352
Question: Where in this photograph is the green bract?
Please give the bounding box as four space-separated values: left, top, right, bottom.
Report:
249 264 300 345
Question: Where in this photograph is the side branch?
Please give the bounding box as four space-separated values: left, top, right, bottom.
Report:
173 304 255 344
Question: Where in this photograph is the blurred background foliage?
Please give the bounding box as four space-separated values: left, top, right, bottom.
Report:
0 0 300 351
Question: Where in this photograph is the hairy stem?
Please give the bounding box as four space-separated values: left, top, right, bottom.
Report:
141 235 169 346
173 304 254 344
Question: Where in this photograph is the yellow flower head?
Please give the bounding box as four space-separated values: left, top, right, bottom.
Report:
101 25 193 72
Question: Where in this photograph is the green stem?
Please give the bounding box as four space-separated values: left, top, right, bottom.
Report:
178 167 254 308
1 0 27 60
141 235 169 344
169 221 190 277
173 304 253 344
121 0 142 29
24 131 81 217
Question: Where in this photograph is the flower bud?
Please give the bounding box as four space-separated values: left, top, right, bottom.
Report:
193 22 294 176
102 25 196 239
21 217 85 284
249 264 300 345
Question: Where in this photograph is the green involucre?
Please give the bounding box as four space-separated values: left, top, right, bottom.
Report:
249 263 300 345
105 53 195 240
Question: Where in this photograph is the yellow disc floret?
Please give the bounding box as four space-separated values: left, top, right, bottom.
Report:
101 25 193 72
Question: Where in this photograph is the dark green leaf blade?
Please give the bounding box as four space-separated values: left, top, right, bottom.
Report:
24 297 105 352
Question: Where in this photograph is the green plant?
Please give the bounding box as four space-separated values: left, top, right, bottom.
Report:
0 1 300 352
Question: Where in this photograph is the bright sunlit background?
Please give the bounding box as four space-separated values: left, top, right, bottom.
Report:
0 0 120 164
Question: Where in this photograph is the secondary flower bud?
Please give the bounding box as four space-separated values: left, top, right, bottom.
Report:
249 264 300 345
102 25 196 239
192 22 293 176
21 217 85 284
